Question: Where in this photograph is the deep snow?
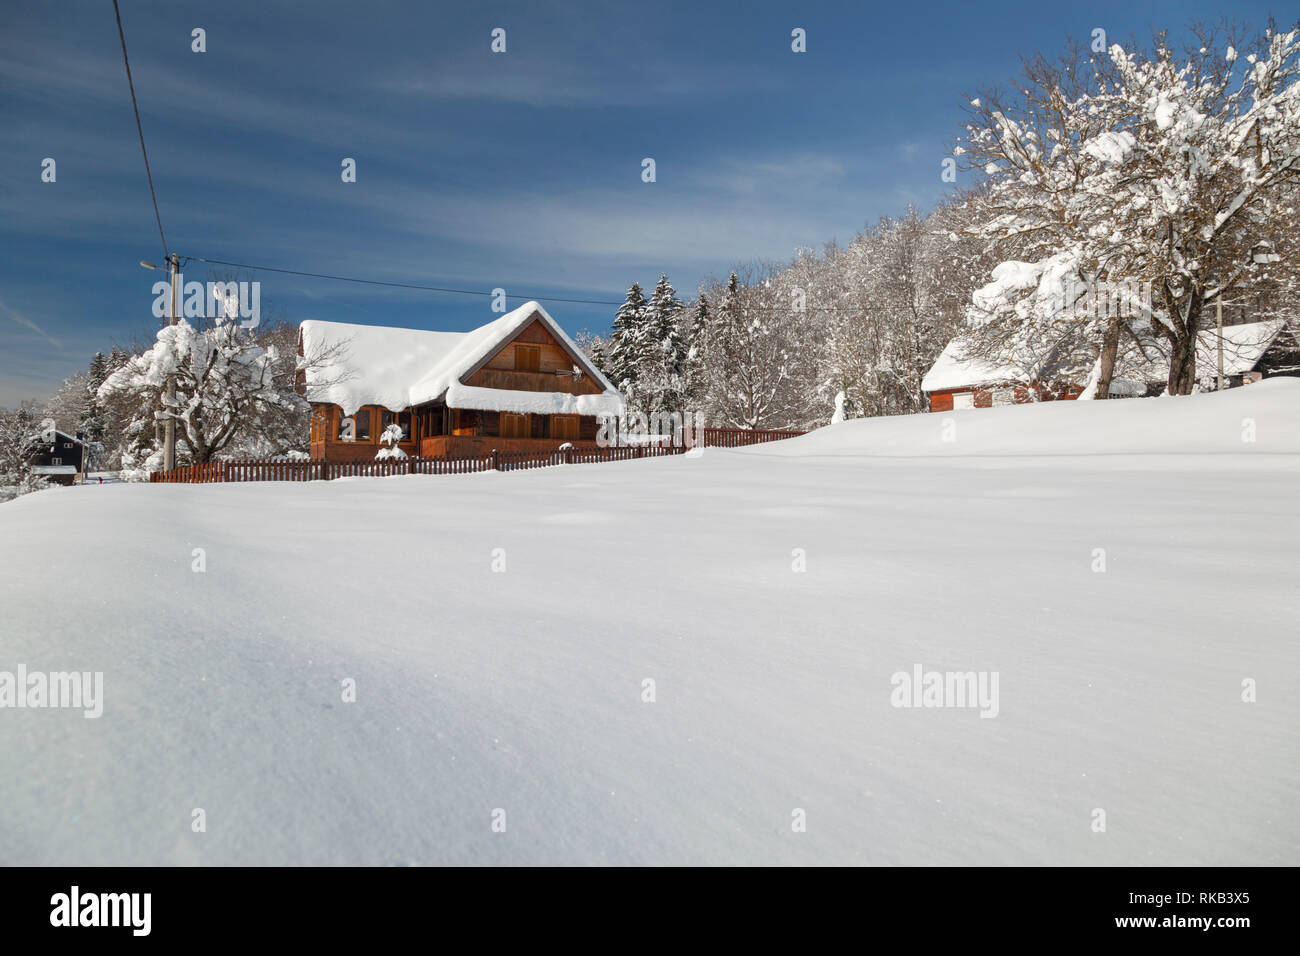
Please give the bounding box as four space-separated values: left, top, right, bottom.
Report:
1 381 1297 865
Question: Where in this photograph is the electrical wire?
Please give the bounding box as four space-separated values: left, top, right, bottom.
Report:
183 256 875 313
112 0 167 258
184 256 625 306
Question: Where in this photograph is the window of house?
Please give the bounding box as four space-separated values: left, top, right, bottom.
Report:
952 392 975 410
453 409 483 436
339 408 371 441
381 410 411 441
500 412 530 438
63 442 73 449
515 345 541 372
52 457 62 466
551 414 579 440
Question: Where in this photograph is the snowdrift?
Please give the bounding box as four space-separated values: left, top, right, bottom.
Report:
754 377 1300 459
1 379 1296 866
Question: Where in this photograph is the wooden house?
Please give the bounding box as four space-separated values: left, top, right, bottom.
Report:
24 428 90 485
921 340 1084 412
298 301 623 462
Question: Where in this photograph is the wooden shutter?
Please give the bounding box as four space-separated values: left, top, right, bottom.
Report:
515 346 541 372
551 414 579 440
501 412 530 438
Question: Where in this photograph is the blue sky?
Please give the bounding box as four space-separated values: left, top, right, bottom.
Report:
0 0 1285 405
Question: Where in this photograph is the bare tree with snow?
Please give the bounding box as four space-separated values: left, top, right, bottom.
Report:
98 314 337 469
959 24 1300 395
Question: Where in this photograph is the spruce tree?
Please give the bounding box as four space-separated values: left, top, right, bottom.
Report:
647 274 685 364
606 282 648 393
81 351 108 444
683 293 711 407
687 293 710 354
644 274 686 413
587 337 608 376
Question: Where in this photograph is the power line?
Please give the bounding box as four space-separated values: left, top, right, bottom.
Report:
183 255 878 314
112 0 167 257
185 257 626 307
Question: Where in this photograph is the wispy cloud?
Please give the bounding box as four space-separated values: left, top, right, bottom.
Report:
372 57 782 108
0 298 62 351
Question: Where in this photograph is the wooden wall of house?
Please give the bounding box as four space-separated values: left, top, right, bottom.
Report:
928 384 1082 412
449 409 590 441
312 401 601 462
421 432 600 458
310 403 421 462
464 318 603 396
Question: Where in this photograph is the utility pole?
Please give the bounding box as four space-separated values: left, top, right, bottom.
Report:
1216 298 1225 391
139 254 181 471
164 252 179 469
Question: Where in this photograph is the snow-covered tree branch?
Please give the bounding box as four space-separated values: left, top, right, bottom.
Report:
959 24 1300 395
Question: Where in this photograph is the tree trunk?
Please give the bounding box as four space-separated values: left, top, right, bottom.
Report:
1162 287 1201 396
1168 332 1197 395
1095 313 1121 400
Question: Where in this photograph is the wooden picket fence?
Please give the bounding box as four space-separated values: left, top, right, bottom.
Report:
698 427 804 448
149 426 805 484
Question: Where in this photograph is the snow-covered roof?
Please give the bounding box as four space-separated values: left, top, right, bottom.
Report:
921 340 1031 392
1120 319 1287 382
25 428 87 448
31 465 77 475
923 319 1288 392
299 301 622 417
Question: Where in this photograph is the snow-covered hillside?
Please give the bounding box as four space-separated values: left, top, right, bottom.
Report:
1 382 1297 865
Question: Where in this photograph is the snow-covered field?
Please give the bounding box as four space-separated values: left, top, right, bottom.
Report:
2 381 1297 865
